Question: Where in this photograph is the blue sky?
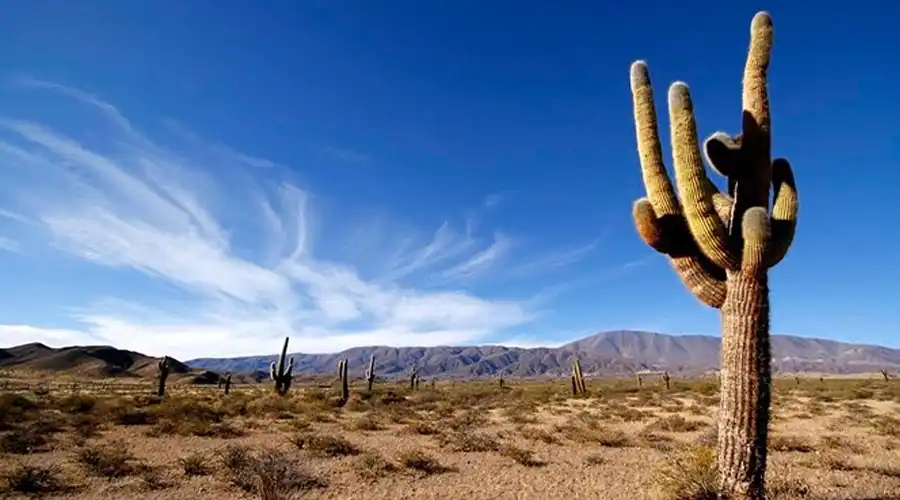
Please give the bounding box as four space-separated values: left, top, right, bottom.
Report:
0 1 897 358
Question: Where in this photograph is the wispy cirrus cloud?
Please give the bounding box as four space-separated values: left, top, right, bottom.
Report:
0 79 624 359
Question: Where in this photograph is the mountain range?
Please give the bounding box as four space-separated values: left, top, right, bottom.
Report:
2 331 897 381
184 330 900 379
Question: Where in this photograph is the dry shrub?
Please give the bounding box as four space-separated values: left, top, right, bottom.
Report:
518 426 559 445
74 439 139 478
644 415 705 433
583 453 605 466
348 415 385 432
654 445 718 500
435 429 499 452
499 445 544 467
292 433 360 458
769 434 815 453
871 416 900 438
220 446 326 498
179 453 211 476
0 425 54 454
353 453 398 481
405 421 439 435
0 463 67 495
398 450 452 476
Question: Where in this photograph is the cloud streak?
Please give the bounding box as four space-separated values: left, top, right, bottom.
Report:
0 80 626 359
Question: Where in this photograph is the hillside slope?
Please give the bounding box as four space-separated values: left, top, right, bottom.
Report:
185 330 900 378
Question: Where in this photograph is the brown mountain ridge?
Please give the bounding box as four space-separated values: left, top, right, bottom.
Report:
3 330 897 381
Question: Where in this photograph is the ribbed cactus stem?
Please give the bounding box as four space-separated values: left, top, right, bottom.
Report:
571 359 586 395
409 364 419 390
628 12 795 499
157 356 170 397
338 358 349 403
270 337 294 396
365 354 376 392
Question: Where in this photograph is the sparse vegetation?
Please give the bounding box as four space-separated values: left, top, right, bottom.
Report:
0 364 897 498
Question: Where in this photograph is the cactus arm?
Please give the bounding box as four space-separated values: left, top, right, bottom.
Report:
630 61 680 218
740 208 770 274
766 158 797 267
741 12 774 210
668 83 736 270
633 199 727 308
269 361 277 381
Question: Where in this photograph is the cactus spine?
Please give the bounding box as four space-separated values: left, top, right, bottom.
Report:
270 337 294 396
337 358 349 404
156 356 170 397
571 359 586 395
365 355 376 392
628 12 797 499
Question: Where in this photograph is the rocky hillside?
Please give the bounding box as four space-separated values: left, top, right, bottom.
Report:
184 330 900 378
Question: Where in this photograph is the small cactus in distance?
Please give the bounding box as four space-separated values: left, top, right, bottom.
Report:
269 337 294 396
881 369 890 381
662 371 671 391
627 12 797 498
498 371 504 389
222 373 232 395
337 358 349 404
571 359 586 396
636 373 644 388
365 354 376 392
157 356 170 397
409 363 419 391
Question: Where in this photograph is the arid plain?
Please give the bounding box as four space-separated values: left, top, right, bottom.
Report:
1 371 899 500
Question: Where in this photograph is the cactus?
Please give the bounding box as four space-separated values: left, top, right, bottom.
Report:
156 356 170 397
222 373 232 395
571 359 586 395
881 369 890 381
409 363 419 391
627 12 797 499
636 373 643 388
365 354 376 392
269 336 294 396
662 371 671 391
337 358 349 403
498 371 504 389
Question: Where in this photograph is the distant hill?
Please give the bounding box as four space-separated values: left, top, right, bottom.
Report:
184 330 900 378
3 331 897 381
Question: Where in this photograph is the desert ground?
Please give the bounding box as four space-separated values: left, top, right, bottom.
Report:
0 374 898 500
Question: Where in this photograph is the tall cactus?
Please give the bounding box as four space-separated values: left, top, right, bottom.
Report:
627 12 797 499
156 356 170 397
365 355 376 392
408 363 419 391
222 372 232 395
337 358 349 403
270 337 294 396
571 359 586 395
662 371 671 391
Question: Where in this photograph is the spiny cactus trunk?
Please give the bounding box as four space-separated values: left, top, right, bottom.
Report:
718 272 771 498
627 12 794 499
157 357 170 398
157 370 168 397
339 359 349 404
365 355 376 392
